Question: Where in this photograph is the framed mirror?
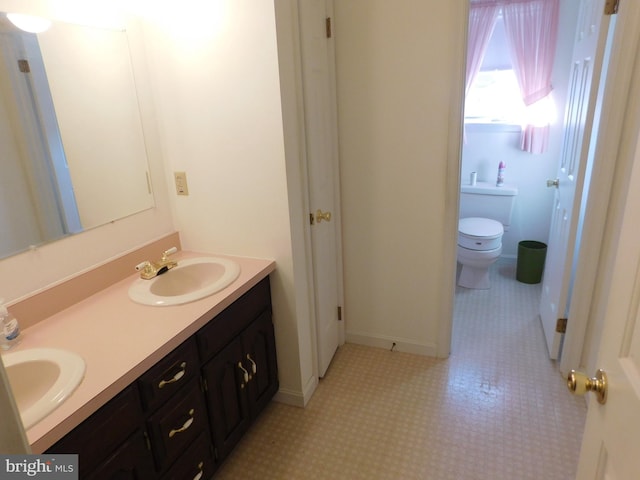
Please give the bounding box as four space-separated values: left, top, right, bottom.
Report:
0 14 154 260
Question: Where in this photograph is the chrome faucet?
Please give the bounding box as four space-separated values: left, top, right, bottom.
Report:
135 247 179 280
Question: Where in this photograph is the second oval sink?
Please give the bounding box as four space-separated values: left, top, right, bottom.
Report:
2 348 86 429
128 257 241 306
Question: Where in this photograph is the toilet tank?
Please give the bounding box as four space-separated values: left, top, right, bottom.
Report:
459 182 518 228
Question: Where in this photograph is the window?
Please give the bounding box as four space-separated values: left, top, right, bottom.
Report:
464 69 524 124
465 14 524 125
464 13 556 127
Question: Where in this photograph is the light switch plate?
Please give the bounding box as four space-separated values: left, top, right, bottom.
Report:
174 171 189 196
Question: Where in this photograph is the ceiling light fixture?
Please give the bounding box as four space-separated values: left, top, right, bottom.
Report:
6 13 52 33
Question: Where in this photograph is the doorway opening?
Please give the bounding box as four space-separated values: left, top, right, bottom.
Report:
455 0 614 370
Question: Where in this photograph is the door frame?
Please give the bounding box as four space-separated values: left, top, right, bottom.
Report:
437 0 474 358
325 0 346 350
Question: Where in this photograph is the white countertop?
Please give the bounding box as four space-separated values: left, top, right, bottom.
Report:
7 251 275 453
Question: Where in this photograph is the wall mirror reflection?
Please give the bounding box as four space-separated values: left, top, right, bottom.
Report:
0 13 154 260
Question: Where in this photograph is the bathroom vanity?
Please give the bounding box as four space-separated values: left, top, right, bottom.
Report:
12 245 277 479
46 277 277 478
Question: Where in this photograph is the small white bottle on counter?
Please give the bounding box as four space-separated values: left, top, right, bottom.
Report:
0 300 20 350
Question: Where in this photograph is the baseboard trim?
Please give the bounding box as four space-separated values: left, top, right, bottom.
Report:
273 374 318 408
345 332 437 357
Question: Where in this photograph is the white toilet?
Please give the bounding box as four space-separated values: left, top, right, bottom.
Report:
457 182 518 289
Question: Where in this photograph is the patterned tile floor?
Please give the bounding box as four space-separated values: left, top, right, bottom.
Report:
215 258 586 479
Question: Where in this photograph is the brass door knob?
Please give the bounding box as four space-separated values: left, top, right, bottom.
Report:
547 178 560 188
567 369 607 404
315 209 332 223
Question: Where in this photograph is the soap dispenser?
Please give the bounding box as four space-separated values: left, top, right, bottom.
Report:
0 300 20 350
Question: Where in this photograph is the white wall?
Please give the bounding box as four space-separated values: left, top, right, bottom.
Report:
334 1 465 356
461 0 582 257
333 0 581 360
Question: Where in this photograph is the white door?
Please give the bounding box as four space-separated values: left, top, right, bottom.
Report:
573 2 640 475
299 0 342 377
574 72 640 480
539 0 610 359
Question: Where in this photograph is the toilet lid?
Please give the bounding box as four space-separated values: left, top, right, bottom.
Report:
458 217 503 238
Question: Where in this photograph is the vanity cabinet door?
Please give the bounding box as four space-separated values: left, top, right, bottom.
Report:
85 430 156 480
46 386 148 477
201 337 250 462
242 310 279 419
197 277 272 363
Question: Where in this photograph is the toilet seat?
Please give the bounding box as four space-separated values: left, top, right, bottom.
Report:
458 217 503 250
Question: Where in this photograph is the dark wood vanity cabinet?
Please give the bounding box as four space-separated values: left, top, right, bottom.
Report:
46 276 278 479
198 277 279 462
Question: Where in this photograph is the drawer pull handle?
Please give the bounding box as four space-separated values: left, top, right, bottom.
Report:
246 354 257 375
159 362 187 389
169 408 195 438
238 362 249 388
193 462 204 480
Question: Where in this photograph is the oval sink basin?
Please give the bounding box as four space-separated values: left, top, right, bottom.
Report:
128 257 241 306
2 348 86 429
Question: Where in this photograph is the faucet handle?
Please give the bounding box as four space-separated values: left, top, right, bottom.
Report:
135 261 151 272
162 247 178 259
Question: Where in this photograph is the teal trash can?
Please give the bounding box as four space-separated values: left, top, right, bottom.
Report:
516 241 547 284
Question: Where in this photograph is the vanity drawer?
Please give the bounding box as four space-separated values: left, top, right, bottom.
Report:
47 385 143 476
146 379 208 471
161 431 215 480
138 337 200 412
197 277 271 362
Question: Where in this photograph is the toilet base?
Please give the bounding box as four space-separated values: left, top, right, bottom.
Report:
456 244 501 290
458 264 491 289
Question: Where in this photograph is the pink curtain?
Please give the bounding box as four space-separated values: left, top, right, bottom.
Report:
466 2 500 95
502 0 560 153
